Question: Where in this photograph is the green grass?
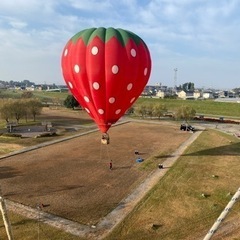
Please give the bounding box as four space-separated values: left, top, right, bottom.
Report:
136 97 240 118
105 129 240 240
32 91 69 101
0 89 23 99
0 89 69 102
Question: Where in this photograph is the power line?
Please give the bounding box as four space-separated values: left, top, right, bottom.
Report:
203 187 240 240
0 187 14 240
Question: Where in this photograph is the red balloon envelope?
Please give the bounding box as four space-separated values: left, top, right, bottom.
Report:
61 27 151 133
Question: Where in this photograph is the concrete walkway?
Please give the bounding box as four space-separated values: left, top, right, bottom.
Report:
4 125 203 239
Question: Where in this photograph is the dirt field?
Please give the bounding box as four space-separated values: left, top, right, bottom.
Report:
0 119 191 226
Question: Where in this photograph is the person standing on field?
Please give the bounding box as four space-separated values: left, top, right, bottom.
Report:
109 160 113 170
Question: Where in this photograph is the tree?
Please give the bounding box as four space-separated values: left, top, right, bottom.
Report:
25 99 42 121
64 95 79 109
182 82 195 92
0 99 43 123
0 100 14 123
22 79 34 87
11 100 27 123
145 103 154 119
125 107 134 115
134 103 147 118
175 105 196 123
153 103 168 119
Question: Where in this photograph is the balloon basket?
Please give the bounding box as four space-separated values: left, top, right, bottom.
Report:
101 133 110 145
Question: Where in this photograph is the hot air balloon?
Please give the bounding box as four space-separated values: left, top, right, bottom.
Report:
61 27 151 144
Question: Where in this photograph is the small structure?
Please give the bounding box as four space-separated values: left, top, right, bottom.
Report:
42 121 52 131
6 122 18 133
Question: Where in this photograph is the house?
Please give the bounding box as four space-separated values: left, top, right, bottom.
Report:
177 90 200 100
202 90 213 99
177 90 186 99
193 90 201 99
26 85 35 91
156 90 165 99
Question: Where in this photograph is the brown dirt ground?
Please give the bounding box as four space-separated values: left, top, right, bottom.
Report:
38 107 94 127
0 119 191 226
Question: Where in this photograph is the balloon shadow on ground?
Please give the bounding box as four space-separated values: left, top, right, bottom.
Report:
154 154 173 159
154 142 240 159
6 185 85 199
183 142 240 157
114 165 132 170
0 166 22 179
35 185 85 197
137 152 148 155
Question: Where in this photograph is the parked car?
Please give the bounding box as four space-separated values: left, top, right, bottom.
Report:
180 124 195 131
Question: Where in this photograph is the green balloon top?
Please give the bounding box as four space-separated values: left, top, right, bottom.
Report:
70 27 143 46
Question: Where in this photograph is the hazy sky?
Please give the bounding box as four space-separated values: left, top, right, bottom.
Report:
0 0 239 89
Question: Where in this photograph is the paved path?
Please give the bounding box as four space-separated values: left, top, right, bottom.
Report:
4 124 203 239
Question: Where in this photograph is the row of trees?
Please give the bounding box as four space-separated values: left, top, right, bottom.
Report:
0 99 42 123
0 93 75 125
63 95 197 122
134 103 168 119
133 103 196 122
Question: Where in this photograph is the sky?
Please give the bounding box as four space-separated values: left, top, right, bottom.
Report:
0 0 240 90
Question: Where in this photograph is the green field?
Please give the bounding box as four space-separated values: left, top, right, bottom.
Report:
1 89 240 118
136 97 240 118
0 89 69 102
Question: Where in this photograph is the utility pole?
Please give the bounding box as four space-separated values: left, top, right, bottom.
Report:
174 68 178 92
0 189 14 240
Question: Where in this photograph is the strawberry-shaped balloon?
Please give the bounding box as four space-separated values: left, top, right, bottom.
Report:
61 27 151 134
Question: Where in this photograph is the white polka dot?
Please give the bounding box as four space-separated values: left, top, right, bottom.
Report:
64 49 68 56
130 97 135 103
109 97 115 104
84 96 90 102
112 65 119 74
91 46 98 55
85 108 90 113
131 48 136 57
144 67 148 76
74 65 80 73
93 82 100 90
127 83 133 91
107 123 112 126
98 109 104 114
68 81 73 89
115 109 121 114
